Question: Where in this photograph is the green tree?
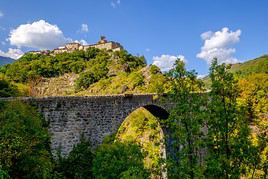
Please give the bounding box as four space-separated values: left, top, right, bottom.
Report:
114 50 146 72
0 168 10 179
54 138 94 179
206 59 254 178
92 142 149 179
120 166 150 179
0 101 52 178
166 59 206 179
147 65 171 94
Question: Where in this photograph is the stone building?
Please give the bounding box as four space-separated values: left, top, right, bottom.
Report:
85 36 123 52
28 50 50 55
52 36 123 54
53 42 81 54
28 36 123 55
65 42 81 50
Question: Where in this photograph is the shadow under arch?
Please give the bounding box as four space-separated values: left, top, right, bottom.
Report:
143 104 170 120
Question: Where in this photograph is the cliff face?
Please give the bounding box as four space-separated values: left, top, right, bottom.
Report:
31 73 78 96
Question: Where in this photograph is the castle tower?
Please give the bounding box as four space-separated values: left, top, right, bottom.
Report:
98 36 108 44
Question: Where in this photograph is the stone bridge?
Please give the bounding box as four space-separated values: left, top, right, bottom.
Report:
4 94 174 156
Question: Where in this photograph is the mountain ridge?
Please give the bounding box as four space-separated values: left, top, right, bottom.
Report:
0 56 14 66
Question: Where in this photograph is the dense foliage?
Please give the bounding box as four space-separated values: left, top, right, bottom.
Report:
205 60 254 178
165 59 267 178
54 138 94 179
0 101 52 178
1 49 100 82
92 141 149 179
0 79 19 97
237 73 268 177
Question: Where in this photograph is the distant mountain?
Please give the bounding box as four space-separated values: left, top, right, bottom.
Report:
0 56 15 66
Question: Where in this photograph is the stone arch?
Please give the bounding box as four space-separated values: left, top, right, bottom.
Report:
117 104 170 133
115 104 170 178
115 104 170 135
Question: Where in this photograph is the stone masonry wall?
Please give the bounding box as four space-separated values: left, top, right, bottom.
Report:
20 94 171 156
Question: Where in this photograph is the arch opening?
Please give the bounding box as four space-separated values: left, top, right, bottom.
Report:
115 105 170 178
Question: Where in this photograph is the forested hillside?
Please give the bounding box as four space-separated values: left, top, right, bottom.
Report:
0 48 170 96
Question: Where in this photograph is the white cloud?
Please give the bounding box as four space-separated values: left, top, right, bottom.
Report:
197 74 207 79
145 48 150 52
0 11 3 18
80 24 89 33
79 39 88 45
196 27 241 64
9 20 69 50
74 39 88 45
200 31 213 40
152 54 186 72
111 0 121 8
0 48 24 59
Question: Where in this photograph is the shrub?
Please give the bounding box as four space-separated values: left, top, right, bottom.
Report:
0 80 19 97
75 58 109 90
75 71 98 90
128 72 144 89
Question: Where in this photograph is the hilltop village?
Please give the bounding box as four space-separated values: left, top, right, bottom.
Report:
29 36 124 55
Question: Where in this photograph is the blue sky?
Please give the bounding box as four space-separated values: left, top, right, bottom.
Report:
0 0 268 75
